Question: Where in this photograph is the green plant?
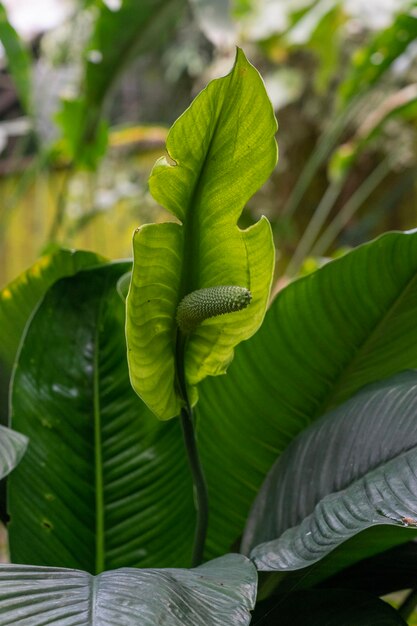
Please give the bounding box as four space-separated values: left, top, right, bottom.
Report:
2 48 417 624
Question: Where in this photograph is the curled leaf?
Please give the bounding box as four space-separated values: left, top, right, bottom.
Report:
126 48 277 419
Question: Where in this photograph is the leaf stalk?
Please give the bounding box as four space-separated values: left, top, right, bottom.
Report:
176 332 209 567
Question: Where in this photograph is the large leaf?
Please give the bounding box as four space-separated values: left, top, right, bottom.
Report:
126 48 277 419
195 230 417 562
243 371 417 569
0 249 103 372
0 554 257 626
252 589 407 625
0 425 27 479
320 541 417 596
0 248 104 438
8 262 195 571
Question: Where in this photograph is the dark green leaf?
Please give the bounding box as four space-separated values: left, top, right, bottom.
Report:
0 555 257 626
196 230 417 562
8 262 195 571
252 589 407 625
319 541 417 596
243 371 417 569
0 249 103 372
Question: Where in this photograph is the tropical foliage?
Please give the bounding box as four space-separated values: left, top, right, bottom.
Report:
1 1 417 624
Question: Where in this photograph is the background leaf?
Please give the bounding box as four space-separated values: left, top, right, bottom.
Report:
8 262 195 571
318 541 417 596
0 554 257 626
0 249 104 521
251 589 407 625
243 371 417 570
0 249 103 373
0 2 31 113
126 48 277 419
195 230 417 567
55 0 186 168
338 5 417 106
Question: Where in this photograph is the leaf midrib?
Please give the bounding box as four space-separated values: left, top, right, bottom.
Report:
180 83 228 298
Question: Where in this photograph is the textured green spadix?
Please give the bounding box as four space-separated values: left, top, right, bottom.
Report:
177 286 252 333
126 48 277 419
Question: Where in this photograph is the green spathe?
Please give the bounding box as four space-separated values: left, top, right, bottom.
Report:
126 48 277 420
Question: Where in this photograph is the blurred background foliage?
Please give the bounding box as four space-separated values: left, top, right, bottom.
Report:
1 0 417 289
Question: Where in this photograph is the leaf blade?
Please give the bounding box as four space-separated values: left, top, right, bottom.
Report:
8 262 195 572
253 589 407 625
126 48 277 419
244 371 417 570
0 555 257 626
196 230 417 563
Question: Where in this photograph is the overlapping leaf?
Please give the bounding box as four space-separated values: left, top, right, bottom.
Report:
252 589 407 625
0 554 257 626
196 230 417 563
8 262 195 571
126 48 277 419
0 249 103 429
242 371 417 569
0 248 102 371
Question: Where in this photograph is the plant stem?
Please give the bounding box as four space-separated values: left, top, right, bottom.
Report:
180 403 209 567
398 587 417 621
176 332 209 567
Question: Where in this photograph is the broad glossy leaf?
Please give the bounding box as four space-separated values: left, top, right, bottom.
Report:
0 554 257 626
196 230 417 561
319 541 417 596
0 2 31 113
0 249 103 432
8 262 195 571
252 589 406 625
0 248 103 371
126 48 277 419
276 525 417 592
244 371 417 570
0 425 27 479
